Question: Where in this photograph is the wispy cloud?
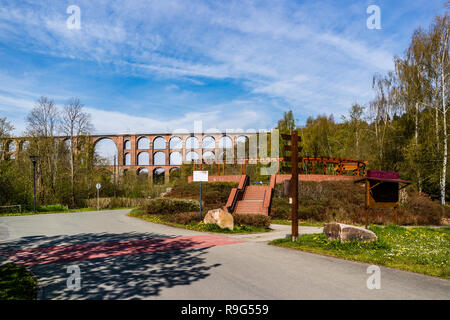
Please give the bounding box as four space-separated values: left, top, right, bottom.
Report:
0 0 445 134
0 88 273 135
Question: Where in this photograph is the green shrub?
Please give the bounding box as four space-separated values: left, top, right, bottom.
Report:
169 181 237 210
270 198 290 219
37 204 68 212
165 212 200 224
202 190 221 206
109 197 146 209
233 214 271 228
143 198 200 215
272 181 446 225
399 192 443 225
195 223 234 233
0 263 38 300
85 197 149 209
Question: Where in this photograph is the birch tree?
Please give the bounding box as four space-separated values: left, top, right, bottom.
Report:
370 72 401 170
60 97 93 207
417 16 449 204
25 96 60 204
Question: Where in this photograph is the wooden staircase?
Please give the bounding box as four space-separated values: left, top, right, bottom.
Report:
234 186 266 214
226 175 276 216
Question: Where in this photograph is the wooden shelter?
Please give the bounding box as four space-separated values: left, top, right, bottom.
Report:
355 170 411 227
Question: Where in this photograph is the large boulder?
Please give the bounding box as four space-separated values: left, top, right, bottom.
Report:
204 208 234 231
323 222 377 242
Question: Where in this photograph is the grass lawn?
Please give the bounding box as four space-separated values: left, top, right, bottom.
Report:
269 225 450 279
0 263 38 300
129 209 270 234
0 206 137 217
270 219 325 227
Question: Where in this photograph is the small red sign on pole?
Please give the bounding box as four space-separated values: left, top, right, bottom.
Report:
366 170 399 180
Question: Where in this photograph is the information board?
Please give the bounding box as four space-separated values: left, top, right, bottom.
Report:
193 171 208 182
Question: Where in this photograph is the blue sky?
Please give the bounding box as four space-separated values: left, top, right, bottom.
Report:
0 0 446 135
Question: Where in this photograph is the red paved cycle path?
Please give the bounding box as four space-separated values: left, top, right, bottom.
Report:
0 234 245 266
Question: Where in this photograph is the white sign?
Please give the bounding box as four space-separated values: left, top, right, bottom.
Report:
289 197 292 204
193 171 208 182
96 183 101 190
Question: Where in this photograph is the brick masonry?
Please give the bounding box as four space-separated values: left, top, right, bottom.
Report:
1 133 252 183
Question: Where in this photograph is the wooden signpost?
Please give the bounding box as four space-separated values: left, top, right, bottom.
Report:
355 170 411 228
281 131 302 241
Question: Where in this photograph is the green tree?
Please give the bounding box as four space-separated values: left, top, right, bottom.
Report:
60 97 93 207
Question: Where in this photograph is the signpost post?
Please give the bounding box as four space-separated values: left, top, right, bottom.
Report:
96 183 101 211
193 171 208 220
281 131 302 241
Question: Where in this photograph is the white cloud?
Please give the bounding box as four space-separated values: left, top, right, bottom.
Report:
0 0 437 129
0 89 271 136
85 103 271 135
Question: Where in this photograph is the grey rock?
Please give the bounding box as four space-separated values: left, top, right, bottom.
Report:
323 222 377 242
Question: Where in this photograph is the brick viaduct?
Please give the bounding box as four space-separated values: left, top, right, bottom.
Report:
0 133 252 183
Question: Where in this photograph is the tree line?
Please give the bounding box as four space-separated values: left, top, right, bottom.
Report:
0 97 152 210
277 13 449 204
0 13 448 209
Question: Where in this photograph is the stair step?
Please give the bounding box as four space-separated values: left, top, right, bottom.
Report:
243 186 266 200
234 200 264 214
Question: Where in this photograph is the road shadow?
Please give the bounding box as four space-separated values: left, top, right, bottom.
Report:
0 232 221 299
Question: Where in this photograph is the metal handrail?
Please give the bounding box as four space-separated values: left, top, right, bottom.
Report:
226 175 249 213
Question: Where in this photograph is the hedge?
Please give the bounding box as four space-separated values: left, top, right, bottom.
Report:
233 213 271 228
143 198 200 215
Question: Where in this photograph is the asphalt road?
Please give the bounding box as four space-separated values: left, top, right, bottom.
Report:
0 209 449 300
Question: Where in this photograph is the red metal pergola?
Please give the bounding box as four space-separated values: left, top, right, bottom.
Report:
192 156 368 176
